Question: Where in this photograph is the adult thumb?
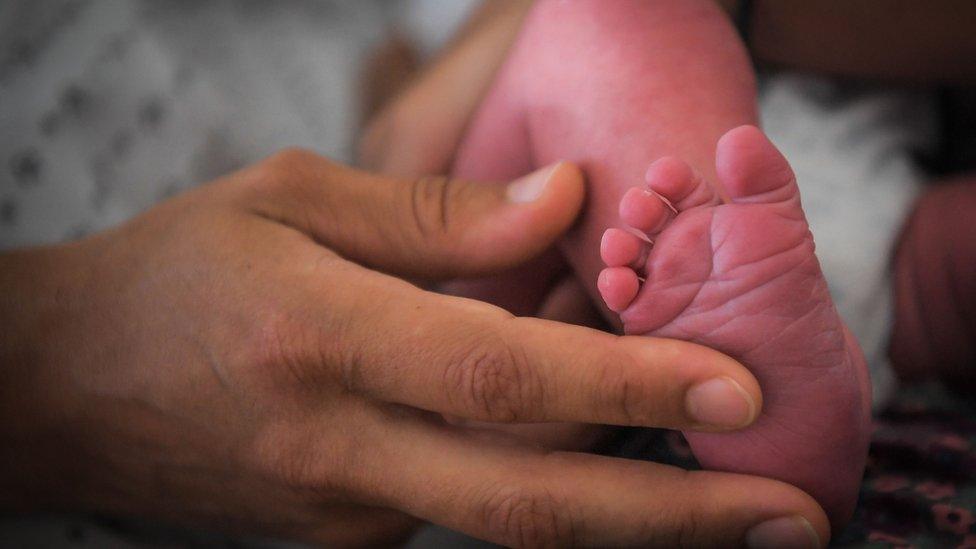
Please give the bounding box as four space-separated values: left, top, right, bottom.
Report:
247 150 585 280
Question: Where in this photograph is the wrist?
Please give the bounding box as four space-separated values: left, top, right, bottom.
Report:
0 243 98 510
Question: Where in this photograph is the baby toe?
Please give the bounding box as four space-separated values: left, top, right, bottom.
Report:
601 228 648 268
598 267 641 313
645 156 718 211
620 187 670 235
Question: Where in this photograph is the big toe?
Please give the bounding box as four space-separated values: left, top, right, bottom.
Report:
716 125 799 205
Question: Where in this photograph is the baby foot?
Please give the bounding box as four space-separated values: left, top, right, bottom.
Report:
598 126 871 526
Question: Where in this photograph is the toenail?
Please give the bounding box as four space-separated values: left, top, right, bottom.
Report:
745 516 821 549
685 377 756 429
506 163 562 203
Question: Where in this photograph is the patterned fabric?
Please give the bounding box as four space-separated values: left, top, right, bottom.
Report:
603 382 976 548
841 384 976 548
0 0 479 251
0 0 393 249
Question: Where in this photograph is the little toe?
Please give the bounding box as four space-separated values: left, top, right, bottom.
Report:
601 228 648 268
620 187 670 235
716 125 799 205
598 266 640 313
645 156 719 211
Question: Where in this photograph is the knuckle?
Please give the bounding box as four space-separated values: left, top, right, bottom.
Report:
249 310 309 387
481 484 574 547
252 423 359 501
403 175 458 242
443 331 540 422
246 392 370 501
250 147 329 194
247 307 339 395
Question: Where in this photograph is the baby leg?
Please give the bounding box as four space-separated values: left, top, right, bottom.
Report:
454 0 758 316
455 0 869 528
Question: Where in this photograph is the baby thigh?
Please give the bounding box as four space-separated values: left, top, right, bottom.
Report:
490 0 758 315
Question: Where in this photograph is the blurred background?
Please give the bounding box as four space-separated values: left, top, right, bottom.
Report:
0 0 480 249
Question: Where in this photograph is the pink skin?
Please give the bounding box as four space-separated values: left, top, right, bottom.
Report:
451 0 871 528
447 0 757 318
600 126 871 526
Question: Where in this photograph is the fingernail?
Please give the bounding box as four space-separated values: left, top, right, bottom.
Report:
685 376 756 429
506 163 562 203
746 516 821 549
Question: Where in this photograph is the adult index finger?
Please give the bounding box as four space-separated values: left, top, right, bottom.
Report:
329 265 761 432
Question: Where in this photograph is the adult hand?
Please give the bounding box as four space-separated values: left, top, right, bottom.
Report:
360 0 610 451
0 151 828 547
